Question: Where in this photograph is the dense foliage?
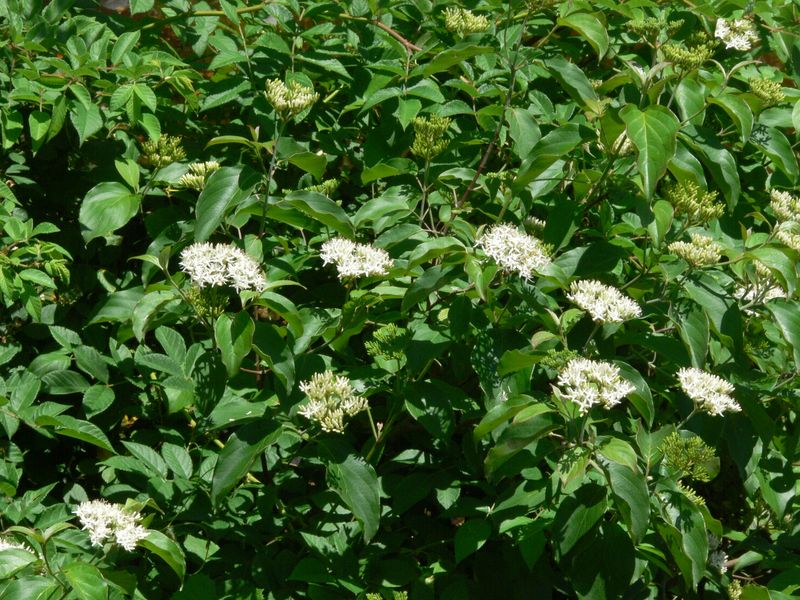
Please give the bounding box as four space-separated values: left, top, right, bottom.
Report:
1 0 799 598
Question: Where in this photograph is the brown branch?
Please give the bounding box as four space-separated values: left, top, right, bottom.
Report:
372 20 422 53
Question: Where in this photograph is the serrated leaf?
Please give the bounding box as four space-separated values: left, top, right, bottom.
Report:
161 442 193 479
36 415 115 453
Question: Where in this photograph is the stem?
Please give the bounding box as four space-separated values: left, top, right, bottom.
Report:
259 120 285 238
677 407 698 430
365 405 380 442
582 322 601 352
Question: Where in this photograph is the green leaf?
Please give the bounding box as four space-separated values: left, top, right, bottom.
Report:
0 548 38 578
606 462 650 542
416 43 493 76
614 360 654 427
41 369 90 394
111 31 140 65
211 418 282 506
545 57 599 110
83 385 114 417
0 578 59 600
553 482 607 556
129 0 154 14
200 80 251 112
285 151 327 180
79 182 140 243
282 191 354 237
195 167 260 242
677 304 709 368
324 450 380 542
768 300 800 369
18 269 55 288
360 159 415 184
557 12 609 59
62 562 108 600
401 265 460 313
36 415 115 453
139 530 186 580
709 94 753 144
753 127 798 182
70 102 103 145
122 440 167 475
515 124 587 187
161 442 193 479
115 158 140 191
680 125 740 209
454 520 491 564
28 111 50 154
598 437 638 472
661 492 708 588
132 290 180 341
484 404 559 479
396 98 421 130
620 105 679 199
506 107 541 158
214 312 255 377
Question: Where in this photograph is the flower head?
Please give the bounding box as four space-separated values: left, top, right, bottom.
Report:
298 371 368 433
666 181 725 223
714 18 758 51
677 367 740 415
178 161 220 191
410 115 451 160
554 357 635 415
567 280 641 324
770 189 800 223
75 500 148 551
477 223 551 279
180 242 267 292
668 233 723 266
751 78 785 106
777 224 800 253
444 7 490 36
140 135 186 168
265 79 318 118
320 238 392 280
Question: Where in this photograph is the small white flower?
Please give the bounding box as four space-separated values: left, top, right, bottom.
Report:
75 500 148 551
180 243 267 292
769 189 800 223
668 233 723 266
554 357 636 415
567 280 641 324
298 371 368 432
710 550 728 573
265 79 318 117
776 223 800 253
714 18 758 51
320 238 392 280
0 537 32 552
677 367 740 416
477 223 551 280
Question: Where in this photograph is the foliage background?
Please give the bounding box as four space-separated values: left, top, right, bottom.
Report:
1 0 799 598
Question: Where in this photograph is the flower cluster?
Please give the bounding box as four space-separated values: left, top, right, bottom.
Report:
662 39 714 70
410 115 451 160
708 534 728 574
668 233 723 266
265 79 318 118
777 224 800 253
75 500 148 551
567 280 641 324
629 15 683 39
365 324 407 362
677 367 740 416
0 537 31 552
770 189 800 223
180 242 267 292
666 181 725 223
661 432 717 482
320 238 392 280
477 224 551 280
714 17 758 51
178 161 220 191
736 265 787 311
751 78 785 106
298 371 368 433
140 134 186 168
555 358 635 415
303 178 340 197
444 7 490 36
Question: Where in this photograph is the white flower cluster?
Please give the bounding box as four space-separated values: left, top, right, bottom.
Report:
477 223 551 280
567 280 641 324
0 537 31 552
320 238 392 280
668 233 723 266
776 225 800 253
677 367 740 416
770 189 800 223
298 371 368 433
180 242 267 292
708 533 728 574
555 358 635 415
736 261 787 311
714 18 758 51
265 79 318 118
75 500 148 551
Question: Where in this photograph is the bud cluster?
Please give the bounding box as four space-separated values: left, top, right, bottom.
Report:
444 7 490 36
178 161 220 191
410 115 451 160
265 79 319 118
140 135 186 168
668 233 723 266
750 78 785 106
666 181 725 223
